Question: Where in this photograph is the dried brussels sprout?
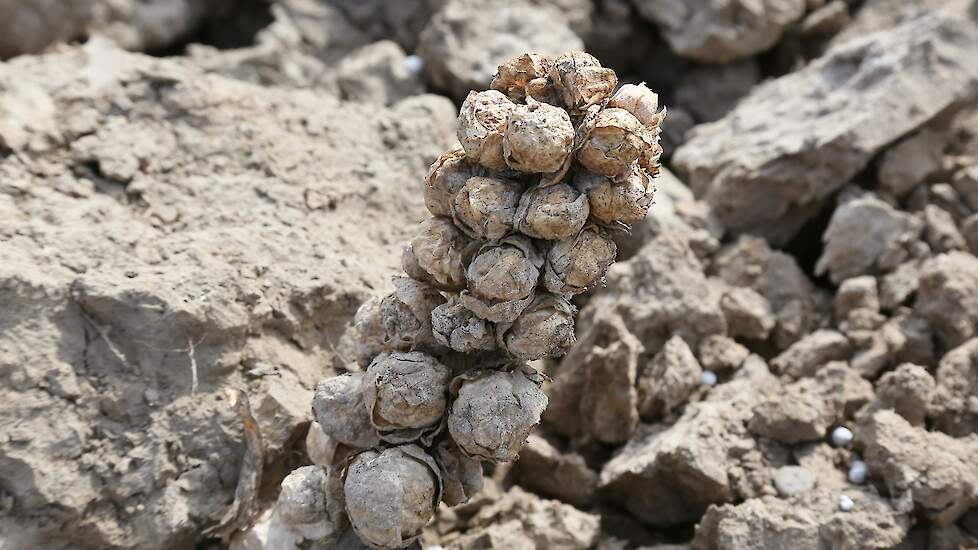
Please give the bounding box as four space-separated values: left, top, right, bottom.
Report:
425 147 483 217
514 182 589 240
460 235 543 323
447 369 548 462
430 296 496 353
354 296 385 368
544 227 617 294
312 374 380 450
550 51 617 114
434 439 485 506
452 175 523 242
363 351 451 443
378 277 445 353
457 90 514 170
491 53 552 103
276 466 339 541
402 217 477 291
577 107 649 178
608 83 667 129
573 167 654 225
503 99 575 173
344 445 442 549
496 293 576 361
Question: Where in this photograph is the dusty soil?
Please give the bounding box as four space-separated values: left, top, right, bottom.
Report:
2 0 978 549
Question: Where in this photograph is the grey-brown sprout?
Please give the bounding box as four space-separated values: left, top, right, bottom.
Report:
608 83 667 129
550 51 618 114
457 90 514 170
503 99 575 173
434 440 485 506
424 146 483 217
363 351 451 443
460 235 542 323
312 374 380 450
276 466 339 541
430 296 496 353
490 53 552 103
514 182 590 240
544 227 617 294
496 293 576 361
354 296 385 368
577 107 649 178
452 175 523 242
573 167 654 225
378 277 445 353
447 369 549 462
344 445 442 549
402 217 477 292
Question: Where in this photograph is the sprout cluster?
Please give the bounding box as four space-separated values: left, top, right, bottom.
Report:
275 51 664 549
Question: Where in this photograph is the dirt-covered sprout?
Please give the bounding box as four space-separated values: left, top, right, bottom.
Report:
491 53 552 103
402 217 476 291
544 227 617 294
424 147 483 217
434 440 485 506
452 175 523 242
573 167 654 225
354 296 385 368
514 182 590 240
312 374 380 450
503 99 575 173
379 277 445 353
344 445 442 549
457 90 514 170
276 466 338 541
608 83 667 129
363 351 451 443
447 369 549 462
496 293 576 361
577 107 649 178
460 235 542 323
550 51 617 114
430 296 496 353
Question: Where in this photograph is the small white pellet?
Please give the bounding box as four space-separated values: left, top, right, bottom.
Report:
405 55 425 76
848 460 868 484
831 426 853 447
839 494 855 511
701 370 718 386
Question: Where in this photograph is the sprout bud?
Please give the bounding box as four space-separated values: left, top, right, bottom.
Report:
434 440 485 506
490 54 552 103
312 374 380 450
452 176 523 242
457 90 514 170
448 369 548 462
544 227 617 294
431 296 497 353
608 83 667 129
460 235 543 322
550 51 617 114
577 107 650 178
403 217 477 292
573 167 654 225
496 293 576 361
514 182 589 240
363 351 451 443
503 99 575 173
276 466 339 541
425 147 483 217
344 445 442 549
378 277 445 354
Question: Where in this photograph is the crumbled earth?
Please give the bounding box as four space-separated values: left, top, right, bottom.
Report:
3 0 978 549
